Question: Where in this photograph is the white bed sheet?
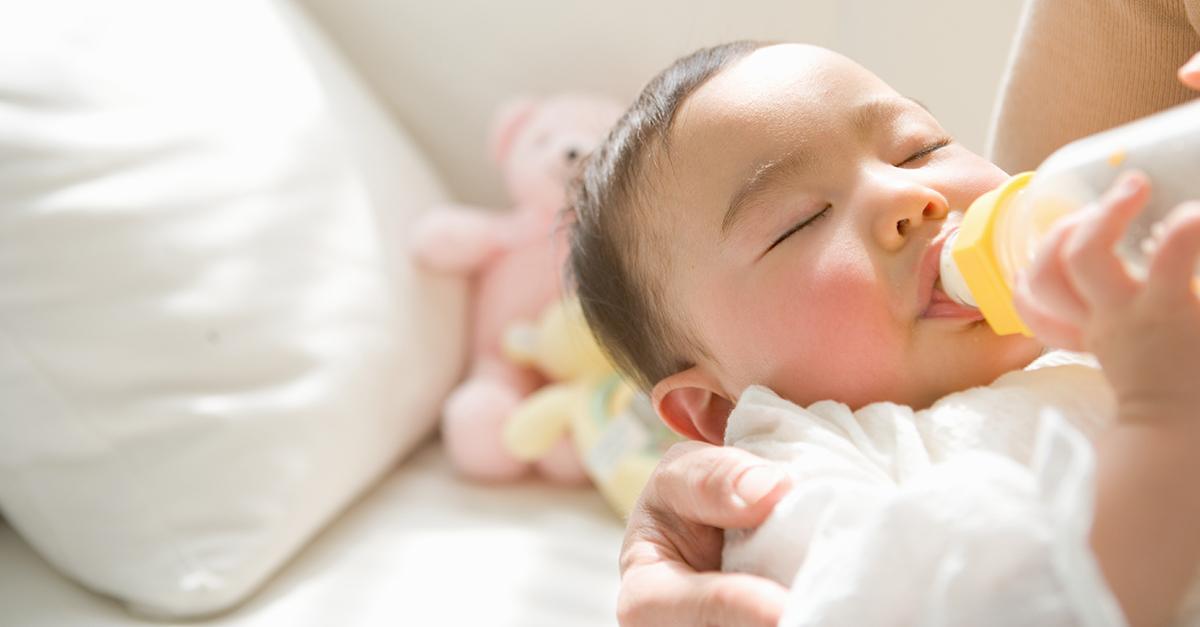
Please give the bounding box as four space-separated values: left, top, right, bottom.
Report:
0 439 624 627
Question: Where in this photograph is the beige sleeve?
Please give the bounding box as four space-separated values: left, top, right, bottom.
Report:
987 0 1200 173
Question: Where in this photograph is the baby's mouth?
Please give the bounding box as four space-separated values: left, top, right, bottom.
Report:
919 223 983 321
923 271 982 320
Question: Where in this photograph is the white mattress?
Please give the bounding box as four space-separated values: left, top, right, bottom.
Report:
0 439 624 627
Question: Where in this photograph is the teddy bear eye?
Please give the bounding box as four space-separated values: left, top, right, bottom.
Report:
565 147 580 162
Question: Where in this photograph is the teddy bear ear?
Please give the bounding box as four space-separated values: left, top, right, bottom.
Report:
488 97 539 166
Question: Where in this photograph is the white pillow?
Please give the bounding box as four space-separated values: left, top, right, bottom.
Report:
0 0 464 618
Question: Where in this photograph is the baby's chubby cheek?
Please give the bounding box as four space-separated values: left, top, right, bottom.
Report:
783 261 904 403
713 253 905 405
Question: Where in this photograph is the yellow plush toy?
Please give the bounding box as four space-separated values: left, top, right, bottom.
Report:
501 297 682 517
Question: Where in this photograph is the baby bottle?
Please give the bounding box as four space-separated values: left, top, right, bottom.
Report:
939 98 1200 335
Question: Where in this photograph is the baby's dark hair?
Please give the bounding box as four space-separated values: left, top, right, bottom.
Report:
569 40 770 392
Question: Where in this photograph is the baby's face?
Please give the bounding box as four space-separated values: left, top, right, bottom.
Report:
653 44 1042 418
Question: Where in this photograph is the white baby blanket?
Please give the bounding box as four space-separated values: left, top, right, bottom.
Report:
723 351 1200 626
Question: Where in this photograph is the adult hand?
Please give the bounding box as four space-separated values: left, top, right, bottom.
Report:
1013 171 1200 416
1177 51 1200 90
618 440 793 627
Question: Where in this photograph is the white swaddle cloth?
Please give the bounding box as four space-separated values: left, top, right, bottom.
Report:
723 351 1200 627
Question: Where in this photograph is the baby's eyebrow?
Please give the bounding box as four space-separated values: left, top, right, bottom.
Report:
722 150 810 237
850 96 929 140
721 95 928 239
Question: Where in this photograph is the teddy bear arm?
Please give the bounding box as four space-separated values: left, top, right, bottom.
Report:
502 383 580 461
409 205 512 274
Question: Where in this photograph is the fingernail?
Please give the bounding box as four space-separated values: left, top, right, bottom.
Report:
1166 201 1200 228
1117 171 1144 197
734 466 786 507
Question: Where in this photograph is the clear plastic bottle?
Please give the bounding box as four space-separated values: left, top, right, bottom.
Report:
940 98 1200 336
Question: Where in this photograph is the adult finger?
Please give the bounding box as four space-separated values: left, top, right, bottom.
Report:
621 442 791 578
1020 215 1089 325
694 570 789 627
1060 171 1148 307
618 560 788 627
1146 202 1200 305
1179 51 1200 90
649 440 793 532
1013 273 1086 350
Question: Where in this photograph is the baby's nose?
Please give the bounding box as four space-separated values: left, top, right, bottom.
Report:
874 193 948 252
895 204 942 237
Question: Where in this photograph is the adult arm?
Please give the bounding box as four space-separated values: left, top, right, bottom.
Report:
988 0 1200 173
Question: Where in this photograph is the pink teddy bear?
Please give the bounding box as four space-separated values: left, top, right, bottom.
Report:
411 94 623 483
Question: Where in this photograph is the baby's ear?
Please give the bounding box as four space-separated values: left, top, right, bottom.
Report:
652 368 734 445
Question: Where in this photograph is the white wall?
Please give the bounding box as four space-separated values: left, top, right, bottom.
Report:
299 0 1026 208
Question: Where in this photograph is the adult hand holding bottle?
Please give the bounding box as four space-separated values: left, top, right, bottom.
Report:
1007 54 1200 627
1012 50 1200 349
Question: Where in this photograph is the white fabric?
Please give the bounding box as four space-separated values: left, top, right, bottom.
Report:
720 351 1177 626
0 0 464 618
0 441 625 627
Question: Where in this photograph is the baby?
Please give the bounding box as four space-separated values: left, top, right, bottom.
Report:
569 41 1200 626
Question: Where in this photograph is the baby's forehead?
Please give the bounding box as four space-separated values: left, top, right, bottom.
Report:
641 44 929 259
666 48 930 190
674 44 881 136
649 47 865 212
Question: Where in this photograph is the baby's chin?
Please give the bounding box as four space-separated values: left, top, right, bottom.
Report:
916 332 1045 407
747 330 1044 411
